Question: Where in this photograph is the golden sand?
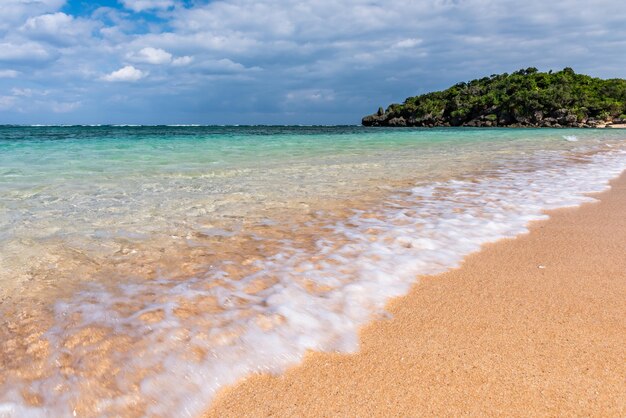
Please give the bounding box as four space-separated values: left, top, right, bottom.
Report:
206 172 626 417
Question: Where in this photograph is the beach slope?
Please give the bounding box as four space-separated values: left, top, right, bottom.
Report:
206 172 626 417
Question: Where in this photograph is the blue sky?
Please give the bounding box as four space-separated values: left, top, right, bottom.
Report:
0 0 625 125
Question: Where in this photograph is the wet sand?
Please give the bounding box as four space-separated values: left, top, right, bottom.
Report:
205 171 626 417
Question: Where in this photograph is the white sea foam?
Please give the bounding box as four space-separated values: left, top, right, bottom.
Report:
1 149 625 417
563 135 578 142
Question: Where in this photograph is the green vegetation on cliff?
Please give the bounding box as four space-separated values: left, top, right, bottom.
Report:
363 68 626 127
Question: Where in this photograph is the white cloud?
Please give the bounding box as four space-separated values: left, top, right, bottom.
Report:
120 0 175 12
207 58 246 72
22 12 71 33
127 47 172 64
285 89 335 103
0 96 17 111
393 38 423 49
0 70 19 78
11 88 37 97
0 42 52 63
102 65 147 82
0 0 65 31
21 12 96 45
51 101 81 113
172 55 193 66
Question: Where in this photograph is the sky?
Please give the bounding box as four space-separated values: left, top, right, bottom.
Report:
0 0 625 125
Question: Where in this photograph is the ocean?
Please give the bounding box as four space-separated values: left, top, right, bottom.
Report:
1 126 625 417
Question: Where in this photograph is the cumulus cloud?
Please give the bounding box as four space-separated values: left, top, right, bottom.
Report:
120 0 176 12
195 58 252 73
393 38 423 49
172 56 193 66
0 0 65 31
102 66 147 82
0 42 52 63
0 70 19 78
285 89 335 103
51 101 81 113
20 12 96 45
11 88 40 97
127 47 173 64
0 88 81 116
0 96 17 111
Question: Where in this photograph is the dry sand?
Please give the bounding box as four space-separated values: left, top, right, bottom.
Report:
205 172 626 417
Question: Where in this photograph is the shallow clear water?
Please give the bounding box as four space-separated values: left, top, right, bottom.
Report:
1 126 625 417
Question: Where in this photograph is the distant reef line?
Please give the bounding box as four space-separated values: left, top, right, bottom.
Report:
362 68 626 128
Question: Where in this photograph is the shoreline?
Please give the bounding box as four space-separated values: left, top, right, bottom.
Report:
205 171 626 416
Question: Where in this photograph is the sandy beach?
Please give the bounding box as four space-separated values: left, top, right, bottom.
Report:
206 171 626 417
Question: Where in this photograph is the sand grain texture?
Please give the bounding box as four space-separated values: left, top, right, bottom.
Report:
206 172 626 417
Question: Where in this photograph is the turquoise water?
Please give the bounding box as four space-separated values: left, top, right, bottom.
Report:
1 126 625 417
1 126 623 245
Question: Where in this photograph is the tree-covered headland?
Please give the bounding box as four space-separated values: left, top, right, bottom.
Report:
362 68 626 127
